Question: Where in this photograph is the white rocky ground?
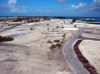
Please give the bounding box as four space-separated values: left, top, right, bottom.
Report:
1 19 100 74
0 19 77 74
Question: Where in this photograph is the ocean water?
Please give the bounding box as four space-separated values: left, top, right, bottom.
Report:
82 17 100 24
64 16 100 25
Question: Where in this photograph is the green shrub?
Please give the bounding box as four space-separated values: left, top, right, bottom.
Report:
30 26 34 30
47 40 53 43
49 43 62 50
71 19 77 24
47 28 49 31
27 19 40 23
54 40 60 42
56 26 59 28
56 43 62 48
61 26 64 28
1 26 3 27
74 25 77 27
61 41 64 43
50 44 57 50
0 36 14 42
47 24 49 26
62 33 66 38
13 18 23 22
5 37 14 41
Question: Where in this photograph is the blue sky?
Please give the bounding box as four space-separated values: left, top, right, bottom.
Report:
0 0 100 17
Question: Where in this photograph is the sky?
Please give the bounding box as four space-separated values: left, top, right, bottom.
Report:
0 0 100 17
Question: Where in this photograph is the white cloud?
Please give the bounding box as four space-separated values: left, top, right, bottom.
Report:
8 0 17 13
72 2 86 9
8 0 27 13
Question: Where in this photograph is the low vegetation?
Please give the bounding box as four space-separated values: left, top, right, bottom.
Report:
74 25 77 27
50 44 57 50
50 43 62 50
8 24 16 26
56 26 59 28
30 26 34 30
27 19 40 23
47 40 53 43
49 39 63 50
47 24 49 26
0 36 14 42
61 26 64 28
61 41 64 43
56 43 62 47
62 33 66 38
71 19 77 24
0 26 3 27
53 40 60 42
52 28 55 31
47 28 50 31
13 17 51 23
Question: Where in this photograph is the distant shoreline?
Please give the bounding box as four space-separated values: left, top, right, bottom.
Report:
0 16 100 25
